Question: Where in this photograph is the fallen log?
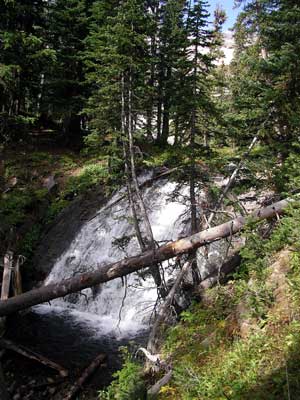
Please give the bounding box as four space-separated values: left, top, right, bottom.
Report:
198 253 242 290
63 353 106 400
147 370 173 398
0 198 291 317
0 338 68 377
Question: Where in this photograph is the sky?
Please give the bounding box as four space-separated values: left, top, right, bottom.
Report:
206 0 242 64
207 0 240 31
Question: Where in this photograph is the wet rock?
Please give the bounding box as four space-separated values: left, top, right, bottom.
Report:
33 187 105 280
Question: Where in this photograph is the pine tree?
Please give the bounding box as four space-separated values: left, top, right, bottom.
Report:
44 0 91 143
230 0 300 149
0 0 55 142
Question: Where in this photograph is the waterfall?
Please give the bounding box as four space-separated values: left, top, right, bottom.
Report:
35 175 192 338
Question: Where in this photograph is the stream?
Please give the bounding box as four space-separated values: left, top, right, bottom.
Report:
8 174 197 383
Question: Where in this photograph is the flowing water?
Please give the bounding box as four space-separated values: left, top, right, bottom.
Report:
8 175 197 374
38 174 191 338
7 173 230 383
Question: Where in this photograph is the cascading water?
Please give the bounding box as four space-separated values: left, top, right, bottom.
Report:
7 173 231 377
34 174 192 339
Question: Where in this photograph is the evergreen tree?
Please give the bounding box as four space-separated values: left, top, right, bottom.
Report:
84 0 149 149
0 0 55 142
44 0 91 143
230 0 300 148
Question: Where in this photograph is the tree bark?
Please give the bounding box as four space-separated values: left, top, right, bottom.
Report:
63 353 106 400
0 198 291 317
147 370 172 399
1 252 13 300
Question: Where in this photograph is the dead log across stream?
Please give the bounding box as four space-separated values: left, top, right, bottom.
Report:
0 338 68 377
63 353 106 400
0 198 291 317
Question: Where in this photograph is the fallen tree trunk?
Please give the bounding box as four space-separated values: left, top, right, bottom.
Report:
198 253 242 290
0 198 291 317
147 370 173 398
63 353 106 400
0 338 68 377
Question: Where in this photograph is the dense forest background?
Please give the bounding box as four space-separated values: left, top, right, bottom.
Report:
1 0 298 151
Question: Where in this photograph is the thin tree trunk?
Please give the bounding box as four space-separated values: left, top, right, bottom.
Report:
63 354 106 400
12 256 22 296
0 197 291 317
121 74 145 250
160 67 171 146
207 135 258 226
147 259 192 353
1 252 13 300
128 82 154 248
190 109 198 235
127 73 165 296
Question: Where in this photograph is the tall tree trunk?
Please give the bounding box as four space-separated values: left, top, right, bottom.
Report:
122 74 145 251
127 73 165 296
190 110 198 234
160 67 171 146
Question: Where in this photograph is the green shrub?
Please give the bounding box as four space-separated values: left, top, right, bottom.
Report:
44 198 70 224
19 224 42 260
0 190 33 226
64 163 108 197
99 348 145 400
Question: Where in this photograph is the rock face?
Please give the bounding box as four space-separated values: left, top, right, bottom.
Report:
33 187 105 281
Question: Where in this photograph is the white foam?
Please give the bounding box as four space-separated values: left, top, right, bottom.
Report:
41 177 193 338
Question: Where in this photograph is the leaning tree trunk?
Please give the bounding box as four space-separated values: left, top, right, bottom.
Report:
207 135 258 226
127 72 165 296
0 198 291 317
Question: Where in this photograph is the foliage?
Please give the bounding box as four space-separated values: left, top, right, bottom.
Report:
0 190 35 227
229 0 300 146
63 163 108 197
44 198 70 225
99 347 145 400
274 145 300 193
19 224 42 260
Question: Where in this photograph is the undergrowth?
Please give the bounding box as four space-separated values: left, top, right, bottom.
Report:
98 348 145 400
158 202 300 399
